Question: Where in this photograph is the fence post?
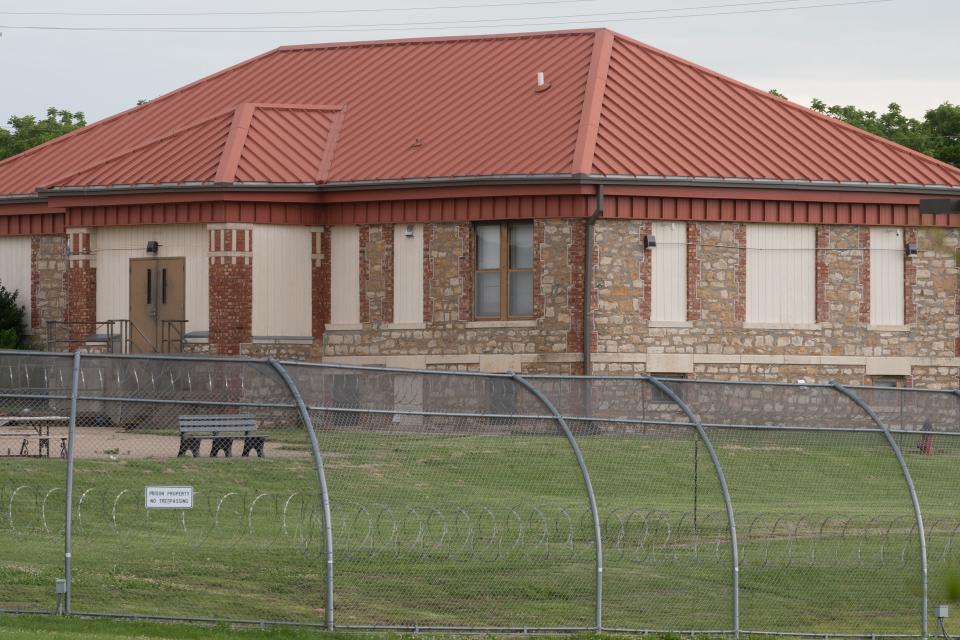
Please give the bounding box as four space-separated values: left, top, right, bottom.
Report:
510 373 603 632
269 359 335 630
831 382 928 638
63 350 81 615
644 375 740 637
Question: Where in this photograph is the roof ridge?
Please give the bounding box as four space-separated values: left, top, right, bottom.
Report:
610 31 960 183
277 27 602 52
0 47 285 187
572 29 614 175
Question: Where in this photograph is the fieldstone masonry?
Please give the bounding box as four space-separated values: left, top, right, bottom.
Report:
30 234 67 348
30 216 960 388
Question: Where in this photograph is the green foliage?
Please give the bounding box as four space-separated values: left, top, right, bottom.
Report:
768 88 788 99
0 280 26 348
810 99 960 168
0 107 86 161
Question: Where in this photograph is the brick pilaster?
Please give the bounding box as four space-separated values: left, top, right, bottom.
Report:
208 224 252 355
815 226 830 323
422 223 433 323
311 226 331 342
734 224 747 323
686 222 701 321
533 220 544 320
383 226 395 325
639 221 652 321
358 225 370 324
65 228 95 349
904 228 917 325
858 227 871 323
457 223 473 321
566 221 585 354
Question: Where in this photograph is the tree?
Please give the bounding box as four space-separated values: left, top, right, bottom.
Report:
0 281 26 349
809 99 960 169
0 107 86 161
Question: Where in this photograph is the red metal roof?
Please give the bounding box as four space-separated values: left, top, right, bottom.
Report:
48 104 343 187
1 28 958 197
591 33 960 186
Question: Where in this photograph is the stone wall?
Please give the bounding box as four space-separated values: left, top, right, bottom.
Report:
319 219 584 374
30 234 67 348
589 221 959 387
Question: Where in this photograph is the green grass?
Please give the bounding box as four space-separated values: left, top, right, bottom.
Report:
1 426 958 636
0 615 734 640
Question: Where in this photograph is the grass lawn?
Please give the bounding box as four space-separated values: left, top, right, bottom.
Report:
0 615 744 640
0 425 957 636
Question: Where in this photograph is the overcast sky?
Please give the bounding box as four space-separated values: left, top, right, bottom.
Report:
1 0 957 125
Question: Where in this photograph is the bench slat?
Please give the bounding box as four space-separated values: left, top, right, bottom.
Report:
178 414 258 435
180 425 257 433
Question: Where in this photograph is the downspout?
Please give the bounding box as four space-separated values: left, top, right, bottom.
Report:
583 184 604 375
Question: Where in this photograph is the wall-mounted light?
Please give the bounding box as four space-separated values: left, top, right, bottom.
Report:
404 224 415 238
146 241 159 254
643 234 657 250
905 243 918 257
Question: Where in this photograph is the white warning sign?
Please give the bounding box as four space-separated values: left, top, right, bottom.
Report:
145 486 193 509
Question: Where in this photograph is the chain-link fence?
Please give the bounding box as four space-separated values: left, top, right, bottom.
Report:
0 350 957 636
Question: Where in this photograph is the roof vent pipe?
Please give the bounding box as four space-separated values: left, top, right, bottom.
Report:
535 71 550 93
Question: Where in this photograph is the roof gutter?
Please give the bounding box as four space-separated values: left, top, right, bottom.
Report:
583 184 604 376
30 173 960 199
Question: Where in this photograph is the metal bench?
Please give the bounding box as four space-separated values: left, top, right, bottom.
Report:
177 414 265 458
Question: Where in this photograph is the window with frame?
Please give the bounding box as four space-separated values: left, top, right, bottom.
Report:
474 221 534 319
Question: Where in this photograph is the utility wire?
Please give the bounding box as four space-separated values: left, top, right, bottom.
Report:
0 0 895 34
0 0 596 17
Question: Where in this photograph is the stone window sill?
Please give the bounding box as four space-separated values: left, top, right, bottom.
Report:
743 322 822 331
648 321 692 328
382 322 426 330
465 320 538 329
325 323 363 331
251 336 314 345
867 325 912 332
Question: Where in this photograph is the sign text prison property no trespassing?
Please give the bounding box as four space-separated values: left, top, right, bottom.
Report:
144 486 193 509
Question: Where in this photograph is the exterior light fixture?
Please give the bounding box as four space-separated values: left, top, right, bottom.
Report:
146 241 159 254
905 243 918 257
643 234 656 249
404 224 415 238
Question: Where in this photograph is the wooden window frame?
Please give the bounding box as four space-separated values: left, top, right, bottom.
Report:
474 221 534 320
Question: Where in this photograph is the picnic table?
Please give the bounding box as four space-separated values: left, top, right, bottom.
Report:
0 416 68 458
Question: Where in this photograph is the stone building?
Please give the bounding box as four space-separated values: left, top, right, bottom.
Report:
0 29 957 387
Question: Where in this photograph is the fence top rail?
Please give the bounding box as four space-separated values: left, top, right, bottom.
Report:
1 350 957 405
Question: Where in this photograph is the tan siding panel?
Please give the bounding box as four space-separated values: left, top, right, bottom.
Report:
95 225 208 332
393 224 424 323
331 225 360 325
650 221 686 321
746 224 815 323
870 227 905 326
0 236 32 328
252 225 312 337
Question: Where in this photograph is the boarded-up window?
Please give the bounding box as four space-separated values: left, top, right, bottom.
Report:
650 221 687 322
331 225 360 325
393 224 424 323
0 236 31 329
252 225 311 337
870 227 904 326
746 224 815 324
